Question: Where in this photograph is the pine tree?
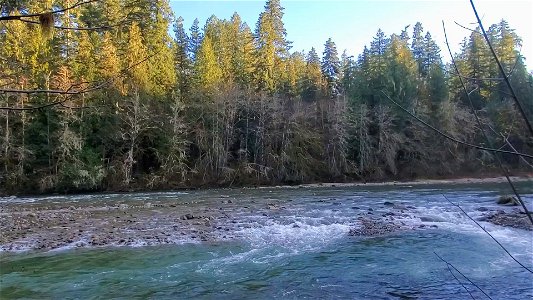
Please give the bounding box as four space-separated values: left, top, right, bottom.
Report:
340 50 355 95
254 0 290 92
144 0 176 96
174 16 191 95
385 34 418 111
302 47 324 101
321 38 341 97
421 32 441 77
99 32 121 88
232 19 256 88
189 18 203 61
125 22 149 92
194 35 223 91
411 22 425 75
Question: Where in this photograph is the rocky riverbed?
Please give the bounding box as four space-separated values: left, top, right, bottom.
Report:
1 189 531 253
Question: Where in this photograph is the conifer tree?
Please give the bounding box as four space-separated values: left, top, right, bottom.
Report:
194 35 223 92
411 22 425 75
254 0 290 92
302 47 324 101
189 18 203 61
99 32 121 88
321 38 341 97
232 19 256 88
174 16 191 96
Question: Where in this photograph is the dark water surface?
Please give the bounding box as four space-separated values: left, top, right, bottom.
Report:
1 182 532 299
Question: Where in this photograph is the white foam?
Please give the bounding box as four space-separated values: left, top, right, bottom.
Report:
237 220 351 252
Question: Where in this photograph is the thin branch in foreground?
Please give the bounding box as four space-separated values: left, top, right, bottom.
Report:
379 91 533 160
442 195 533 274
0 51 159 111
469 0 533 136
0 1 100 21
18 17 130 31
452 22 523 82
443 21 533 226
434 251 493 299
485 124 533 169
445 263 476 300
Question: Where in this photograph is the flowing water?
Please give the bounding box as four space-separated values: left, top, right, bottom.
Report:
1 182 532 299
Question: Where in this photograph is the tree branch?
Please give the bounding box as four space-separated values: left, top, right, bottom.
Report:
442 195 533 274
0 52 159 111
443 20 533 226
18 17 130 31
380 91 533 160
434 251 493 299
469 0 533 136
0 0 100 21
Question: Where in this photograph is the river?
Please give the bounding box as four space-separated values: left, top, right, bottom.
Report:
1 182 532 299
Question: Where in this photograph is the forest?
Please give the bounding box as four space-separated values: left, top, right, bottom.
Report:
1 0 532 194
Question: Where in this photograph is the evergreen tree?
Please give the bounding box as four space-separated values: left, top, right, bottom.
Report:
194 35 223 91
321 38 341 96
125 22 149 92
254 0 290 92
231 15 256 87
302 47 324 101
188 18 203 61
411 22 425 75
99 32 121 88
174 16 191 95
421 32 441 77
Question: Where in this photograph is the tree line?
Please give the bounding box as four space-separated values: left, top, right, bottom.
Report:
1 0 532 194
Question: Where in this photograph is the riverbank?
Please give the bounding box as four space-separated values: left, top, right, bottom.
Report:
283 175 533 189
3 173 533 198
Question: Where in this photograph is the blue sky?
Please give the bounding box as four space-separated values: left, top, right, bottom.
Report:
169 1 533 68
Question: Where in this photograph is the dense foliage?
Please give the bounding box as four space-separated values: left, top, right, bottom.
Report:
1 0 532 193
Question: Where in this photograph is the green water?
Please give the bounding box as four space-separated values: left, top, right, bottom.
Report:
1 183 532 299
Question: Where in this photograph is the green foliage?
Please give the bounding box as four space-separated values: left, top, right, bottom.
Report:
1 1 531 194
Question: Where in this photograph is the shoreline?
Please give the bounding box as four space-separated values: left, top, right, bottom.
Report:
290 175 533 189
3 174 532 198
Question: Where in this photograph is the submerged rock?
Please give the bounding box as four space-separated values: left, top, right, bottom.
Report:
497 195 519 206
419 216 446 222
349 219 401 236
484 210 533 231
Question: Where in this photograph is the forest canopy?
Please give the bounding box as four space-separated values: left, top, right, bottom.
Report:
1 0 532 194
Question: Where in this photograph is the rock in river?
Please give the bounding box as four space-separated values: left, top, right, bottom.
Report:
497 195 519 206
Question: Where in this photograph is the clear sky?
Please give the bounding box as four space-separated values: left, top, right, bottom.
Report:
169 0 533 69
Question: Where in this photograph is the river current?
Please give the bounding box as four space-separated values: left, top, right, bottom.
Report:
1 182 532 299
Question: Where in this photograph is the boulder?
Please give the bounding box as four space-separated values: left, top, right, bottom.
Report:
497 195 519 206
419 215 446 222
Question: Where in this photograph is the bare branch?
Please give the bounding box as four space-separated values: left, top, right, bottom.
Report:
434 251 494 299
443 20 533 226
0 52 160 111
442 195 533 274
18 17 130 31
454 21 481 35
469 0 533 136
484 125 533 169
380 91 533 160
0 1 100 21
0 88 86 95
